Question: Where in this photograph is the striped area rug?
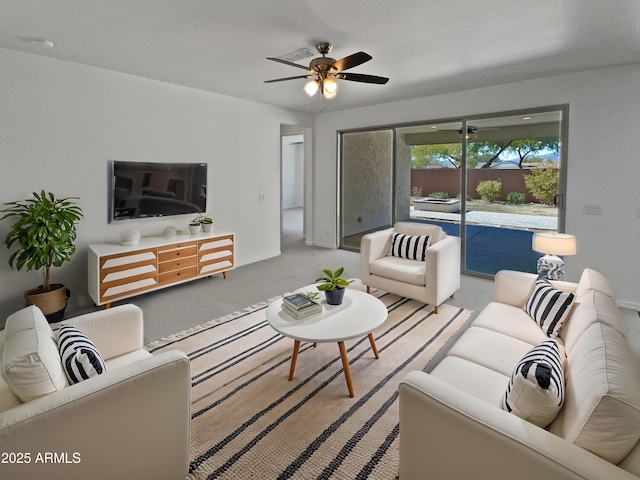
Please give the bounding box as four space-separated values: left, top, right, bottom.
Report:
147 283 472 480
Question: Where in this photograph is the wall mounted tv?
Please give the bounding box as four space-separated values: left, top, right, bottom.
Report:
109 160 207 222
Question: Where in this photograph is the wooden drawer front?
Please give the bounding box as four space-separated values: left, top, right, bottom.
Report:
158 241 197 253
197 235 234 276
198 236 234 253
158 246 197 263
199 259 233 276
159 256 197 273
158 266 197 286
100 248 158 302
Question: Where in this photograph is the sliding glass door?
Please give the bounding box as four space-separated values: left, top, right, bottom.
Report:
463 111 563 275
339 106 567 278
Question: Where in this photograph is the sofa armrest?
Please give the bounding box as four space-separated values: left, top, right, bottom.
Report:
0 350 190 480
361 228 393 282
494 270 577 308
62 304 144 360
399 371 637 480
425 235 460 303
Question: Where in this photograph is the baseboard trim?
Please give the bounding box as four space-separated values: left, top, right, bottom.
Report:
618 299 640 311
235 251 281 267
311 241 337 249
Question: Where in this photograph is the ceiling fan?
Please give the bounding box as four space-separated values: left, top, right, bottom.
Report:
434 125 500 140
436 126 498 135
264 42 389 99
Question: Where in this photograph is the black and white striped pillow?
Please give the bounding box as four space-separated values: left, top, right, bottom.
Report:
389 232 431 261
502 340 565 428
57 324 107 384
524 279 575 338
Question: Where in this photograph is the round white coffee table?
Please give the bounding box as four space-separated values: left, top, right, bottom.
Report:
266 285 388 397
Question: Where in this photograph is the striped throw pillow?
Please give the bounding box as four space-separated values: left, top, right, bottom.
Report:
524 279 575 338
58 324 107 384
389 232 431 261
502 340 565 428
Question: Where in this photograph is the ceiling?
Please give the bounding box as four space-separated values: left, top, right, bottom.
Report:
1 0 640 114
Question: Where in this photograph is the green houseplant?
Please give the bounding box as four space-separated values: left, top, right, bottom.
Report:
315 267 350 305
0 191 84 322
189 215 202 234
201 215 213 233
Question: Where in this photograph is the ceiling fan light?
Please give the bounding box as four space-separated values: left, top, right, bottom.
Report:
322 77 338 99
303 79 319 97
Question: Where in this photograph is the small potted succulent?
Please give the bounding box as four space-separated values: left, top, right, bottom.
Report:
189 215 201 234
201 215 213 233
315 267 350 305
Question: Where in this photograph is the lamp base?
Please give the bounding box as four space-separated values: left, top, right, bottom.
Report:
537 254 565 280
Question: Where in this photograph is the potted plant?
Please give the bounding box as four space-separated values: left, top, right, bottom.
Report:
0 191 84 322
189 215 201 234
201 215 213 233
315 267 350 305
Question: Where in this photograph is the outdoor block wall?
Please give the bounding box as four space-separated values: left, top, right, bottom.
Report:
411 168 540 203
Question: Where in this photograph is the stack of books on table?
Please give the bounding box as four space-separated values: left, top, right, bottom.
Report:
282 293 322 319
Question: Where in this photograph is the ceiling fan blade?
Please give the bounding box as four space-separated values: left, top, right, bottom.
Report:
264 75 313 83
332 52 372 72
340 72 389 84
266 57 310 70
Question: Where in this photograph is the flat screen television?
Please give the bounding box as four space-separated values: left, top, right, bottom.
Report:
109 160 207 222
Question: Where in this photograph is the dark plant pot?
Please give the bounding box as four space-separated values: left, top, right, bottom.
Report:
24 284 70 323
325 288 345 305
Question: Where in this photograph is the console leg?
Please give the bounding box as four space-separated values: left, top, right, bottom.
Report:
434 305 439 314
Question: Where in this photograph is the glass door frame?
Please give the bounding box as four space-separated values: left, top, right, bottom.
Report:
338 104 569 278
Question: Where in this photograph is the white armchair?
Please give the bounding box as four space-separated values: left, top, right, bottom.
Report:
360 222 460 313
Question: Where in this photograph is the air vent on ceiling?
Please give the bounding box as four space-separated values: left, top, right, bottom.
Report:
277 47 314 63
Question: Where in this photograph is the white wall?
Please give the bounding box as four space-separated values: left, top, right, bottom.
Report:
0 48 311 322
281 134 304 209
312 64 640 308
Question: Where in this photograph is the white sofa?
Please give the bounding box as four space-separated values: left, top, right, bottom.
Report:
361 222 460 313
399 269 640 480
0 304 191 480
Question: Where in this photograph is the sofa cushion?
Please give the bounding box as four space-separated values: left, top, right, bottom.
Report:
502 340 565 428
58 324 107 384
446 326 536 377
370 256 425 286
389 232 431 261
575 268 614 300
471 302 566 360
548 324 640 464
1 306 68 402
560 290 625 353
524 278 575 338
430 356 510 406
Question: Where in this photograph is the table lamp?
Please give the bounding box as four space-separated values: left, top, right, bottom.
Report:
532 232 576 280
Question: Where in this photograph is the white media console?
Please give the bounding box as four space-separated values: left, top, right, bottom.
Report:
88 231 234 307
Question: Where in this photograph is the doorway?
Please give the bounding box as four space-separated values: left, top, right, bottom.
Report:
281 133 304 241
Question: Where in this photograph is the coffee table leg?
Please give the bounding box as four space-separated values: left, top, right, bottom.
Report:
288 340 301 381
368 333 380 359
338 341 355 398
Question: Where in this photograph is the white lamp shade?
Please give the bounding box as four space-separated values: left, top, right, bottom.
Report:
303 79 319 97
532 232 576 256
322 77 338 99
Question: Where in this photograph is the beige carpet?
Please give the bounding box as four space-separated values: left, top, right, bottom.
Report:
147 283 472 480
